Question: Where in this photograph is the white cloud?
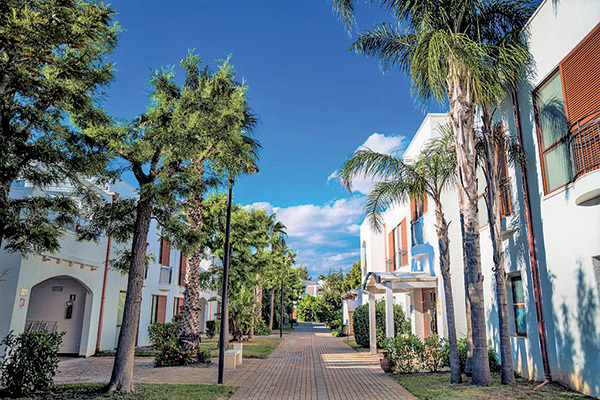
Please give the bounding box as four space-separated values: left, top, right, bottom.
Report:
245 196 365 277
328 132 407 195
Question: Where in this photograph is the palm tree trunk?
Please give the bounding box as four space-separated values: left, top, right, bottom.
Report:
269 286 275 330
108 197 153 393
481 112 515 384
460 211 474 376
178 184 204 356
434 200 462 383
248 286 256 340
447 73 492 386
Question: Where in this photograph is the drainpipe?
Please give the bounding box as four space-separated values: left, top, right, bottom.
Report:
511 88 551 381
95 192 119 352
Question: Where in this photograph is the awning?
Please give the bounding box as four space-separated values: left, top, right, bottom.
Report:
362 271 437 293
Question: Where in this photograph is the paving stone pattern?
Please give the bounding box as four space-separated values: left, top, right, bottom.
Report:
56 322 414 399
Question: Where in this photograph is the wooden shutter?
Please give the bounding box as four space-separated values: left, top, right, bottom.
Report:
560 22 600 125
156 295 167 323
400 219 408 266
178 253 187 286
422 196 428 214
387 230 395 272
159 239 170 266
410 197 416 220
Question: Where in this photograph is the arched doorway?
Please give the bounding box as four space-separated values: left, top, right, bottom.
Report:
26 276 90 354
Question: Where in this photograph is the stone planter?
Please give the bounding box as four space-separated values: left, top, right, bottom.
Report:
380 352 394 373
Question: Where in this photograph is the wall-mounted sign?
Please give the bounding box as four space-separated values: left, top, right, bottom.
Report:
19 298 25 308
20 288 28 296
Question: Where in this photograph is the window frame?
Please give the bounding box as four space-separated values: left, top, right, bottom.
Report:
510 275 527 337
532 67 572 195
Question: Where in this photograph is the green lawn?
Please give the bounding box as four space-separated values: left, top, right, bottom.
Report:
394 372 593 400
0 383 236 400
199 337 284 359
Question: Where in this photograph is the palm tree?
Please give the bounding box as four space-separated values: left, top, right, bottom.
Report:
178 59 260 355
338 128 462 383
476 16 532 384
331 0 534 384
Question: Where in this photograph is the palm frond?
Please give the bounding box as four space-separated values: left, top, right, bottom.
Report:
365 180 413 231
338 148 411 192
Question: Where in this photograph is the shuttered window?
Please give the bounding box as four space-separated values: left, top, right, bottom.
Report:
399 219 408 267
178 253 187 286
159 239 170 266
387 229 396 272
151 295 167 324
534 23 600 193
560 23 600 125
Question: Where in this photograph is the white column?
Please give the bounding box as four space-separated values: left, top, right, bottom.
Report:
368 291 377 355
385 283 395 338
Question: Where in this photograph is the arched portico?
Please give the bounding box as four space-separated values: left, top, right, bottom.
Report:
25 275 93 355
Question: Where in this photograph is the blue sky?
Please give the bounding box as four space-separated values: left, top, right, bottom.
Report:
105 0 441 278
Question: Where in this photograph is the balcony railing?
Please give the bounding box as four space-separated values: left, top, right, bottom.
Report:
159 267 172 285
411 216 424 246
569 110 600 180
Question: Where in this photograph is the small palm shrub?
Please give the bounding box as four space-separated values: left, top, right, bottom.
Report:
450 337 501 373
205 320 217 339
0 330 64 397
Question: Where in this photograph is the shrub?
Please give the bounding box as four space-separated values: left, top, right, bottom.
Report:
353 301 411 348
0 330 64 397
254 321 272 336
205 320 217 339
421 335 447 372
197 347 213 364
389 333 423 373
453 337 502 373
148 318 179 352
153 342 197 367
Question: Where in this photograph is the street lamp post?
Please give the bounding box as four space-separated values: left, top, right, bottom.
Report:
280 273 284 338
217 179 234 385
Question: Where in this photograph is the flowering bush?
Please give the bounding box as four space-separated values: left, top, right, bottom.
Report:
153 341 197 367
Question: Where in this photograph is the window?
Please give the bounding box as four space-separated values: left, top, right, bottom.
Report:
178 252 187 286
151 295 167 324
533 23 600 193
387 229 396 272
159 238 171 266
477 134 512 228
410 196 427 246
534 71 572 193
510 275 527 337
173 297 182 316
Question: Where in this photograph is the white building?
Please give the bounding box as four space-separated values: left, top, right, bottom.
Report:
0 179 218 357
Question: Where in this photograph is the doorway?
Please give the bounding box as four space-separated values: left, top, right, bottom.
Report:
422 289 438 337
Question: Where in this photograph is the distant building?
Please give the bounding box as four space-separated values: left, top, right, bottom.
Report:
302 280 323 297
0 179 218 356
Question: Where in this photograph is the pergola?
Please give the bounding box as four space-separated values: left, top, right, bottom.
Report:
361 271 437 355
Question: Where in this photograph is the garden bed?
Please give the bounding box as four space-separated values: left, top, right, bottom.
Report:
393 372 593 400
0 383 236 400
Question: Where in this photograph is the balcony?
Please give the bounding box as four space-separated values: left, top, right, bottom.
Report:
159 267 172 285
569 111 600 204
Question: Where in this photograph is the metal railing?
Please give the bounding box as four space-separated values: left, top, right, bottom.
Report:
26 320 58 333
159 267 172 285
411 216 424 246
569 110 600 180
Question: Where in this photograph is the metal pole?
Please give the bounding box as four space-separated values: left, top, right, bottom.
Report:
218 179 234 385
280 274 284 338
96 192 118 352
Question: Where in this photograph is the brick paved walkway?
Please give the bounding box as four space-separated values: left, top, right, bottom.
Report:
55 322 415 399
